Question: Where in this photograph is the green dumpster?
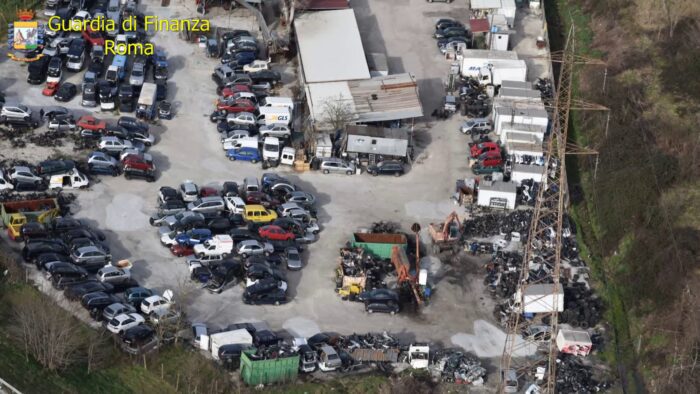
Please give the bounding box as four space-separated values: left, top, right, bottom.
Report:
240 350 299 386
351 233 407 259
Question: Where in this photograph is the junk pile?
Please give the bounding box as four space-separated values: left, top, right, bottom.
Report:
556 354 612 393
431 348 487 385
335 247 394 299
459 77 491 118
535 78 554 100
28 131 66 147
484 251 522 299
337 331 400 350
559 283 604 329
370 221 401 234
462 210 532 239
516 179 540 206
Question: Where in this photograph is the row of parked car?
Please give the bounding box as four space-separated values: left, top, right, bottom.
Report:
149 174 321 304
0 158 88 192
204 29 299 168
19 214 177 353
32 0 172 118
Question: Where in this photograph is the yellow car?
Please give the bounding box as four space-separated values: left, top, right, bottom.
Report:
243 204 278 223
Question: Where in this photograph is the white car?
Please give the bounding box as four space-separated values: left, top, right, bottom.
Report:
179 180 199 202
141 290 173 315
243 59 271 73
72 10 91 22
160 230 179 246
259 124 291 139
0 170 14 190
1 104 32 122
106 312 145 334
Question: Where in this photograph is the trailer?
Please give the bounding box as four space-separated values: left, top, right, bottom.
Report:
136 82 158 120
240 350 299 386
520 283 565 314
349 348 400 363
460 50 527 86
351 233 407 259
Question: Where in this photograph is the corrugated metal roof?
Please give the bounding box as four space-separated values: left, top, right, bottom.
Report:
347 73 423 122
294 10 370 83
480 181 517 193
346 125 409 140
469 18 490 33
297 0 349 10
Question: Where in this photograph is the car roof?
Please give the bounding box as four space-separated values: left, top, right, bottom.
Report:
239 239 260 246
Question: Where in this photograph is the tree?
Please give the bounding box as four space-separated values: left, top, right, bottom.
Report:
11 288 85 370
321 94 354 131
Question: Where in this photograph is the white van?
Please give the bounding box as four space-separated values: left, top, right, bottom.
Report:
256 106 291 126
280 147 295 166
223 196 246 214
262 137 280 163
259 96 294 112
228 136 259 151
49 169 89 190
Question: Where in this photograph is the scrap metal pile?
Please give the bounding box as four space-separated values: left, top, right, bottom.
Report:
430 348 487 385
335 247 394 296
462 210 532 239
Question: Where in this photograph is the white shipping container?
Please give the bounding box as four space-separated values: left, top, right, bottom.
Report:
511 164 546 184
210 329 253 360
477 181 517 210
521 283 564 314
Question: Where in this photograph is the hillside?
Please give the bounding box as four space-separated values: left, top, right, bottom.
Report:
549 0 700 391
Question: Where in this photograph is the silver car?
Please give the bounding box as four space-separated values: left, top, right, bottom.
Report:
10 166 43 184
129 63 145 86
320 158 356 175
187 196 225 214
71 245 111 265
285 247 302 270
102 302 136 322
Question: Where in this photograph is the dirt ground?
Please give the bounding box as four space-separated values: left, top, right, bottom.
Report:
0 1 550 388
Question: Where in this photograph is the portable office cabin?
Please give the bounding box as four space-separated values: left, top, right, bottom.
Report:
493 106 549 136
240 350 299 385
501 124 546 144
477 181 517 210
351 233 407 259
344 125 411 162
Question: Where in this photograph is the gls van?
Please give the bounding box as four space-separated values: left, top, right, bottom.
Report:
258 97 294 112
256 107 291 127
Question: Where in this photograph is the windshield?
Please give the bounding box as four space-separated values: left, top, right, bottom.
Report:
132 69 143 77
108 318 119 326
264 144 277 151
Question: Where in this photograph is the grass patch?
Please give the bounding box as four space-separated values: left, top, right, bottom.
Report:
262 374 388 394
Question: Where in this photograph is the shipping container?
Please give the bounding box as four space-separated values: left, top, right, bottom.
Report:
240 350 299 386
520 283 564 314
351 233 407 259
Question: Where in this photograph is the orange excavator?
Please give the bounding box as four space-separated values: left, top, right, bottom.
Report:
390 246 423 304
428 211 463 254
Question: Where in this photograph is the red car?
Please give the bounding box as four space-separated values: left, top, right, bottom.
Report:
170 244 194 257
216 98 256 113
244 191 280 209
42 82 59 96
221 84 251 98
82 27 104 46
199 186 219 197
121 155 155 172
475 151 503 167
258 225 295 241
469 142 500 159
77 115 107 133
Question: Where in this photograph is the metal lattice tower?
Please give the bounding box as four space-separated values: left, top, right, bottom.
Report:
499 25 576 393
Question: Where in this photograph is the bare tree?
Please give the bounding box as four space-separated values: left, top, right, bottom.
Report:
10 288 85 370
321 94 354 131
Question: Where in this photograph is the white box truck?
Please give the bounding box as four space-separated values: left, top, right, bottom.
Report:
460 50 527 86
136 82 157 121
209 329 253 360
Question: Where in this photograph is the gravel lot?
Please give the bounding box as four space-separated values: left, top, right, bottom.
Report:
0 0 549 377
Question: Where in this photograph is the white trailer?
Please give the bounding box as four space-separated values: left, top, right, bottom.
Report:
505 141 545 159
556 326 593 356
209 329 253 360
510 163 546 184
493 106 549 136
136 82 157 120
520 283 564 314
477 181 517 210
501 124 546 144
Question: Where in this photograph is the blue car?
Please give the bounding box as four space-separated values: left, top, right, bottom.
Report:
175 228 212 246
227 147 261 163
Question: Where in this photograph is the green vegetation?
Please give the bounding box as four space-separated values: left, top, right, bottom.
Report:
547 0 700 392
0 1 41 36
